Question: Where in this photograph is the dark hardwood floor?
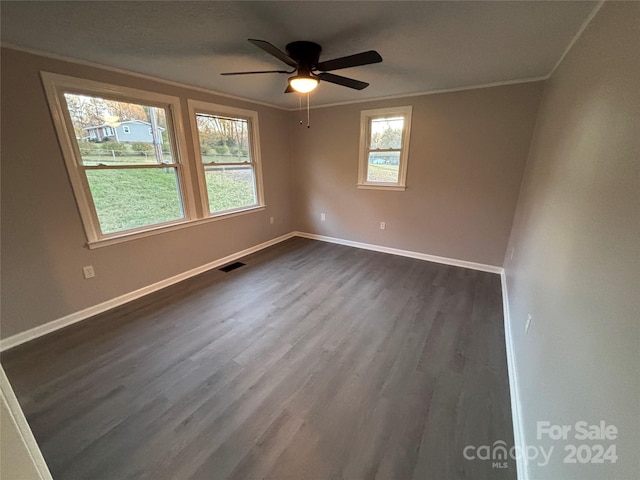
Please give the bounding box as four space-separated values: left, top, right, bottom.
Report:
2 238 516 479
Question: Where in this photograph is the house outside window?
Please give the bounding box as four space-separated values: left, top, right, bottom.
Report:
358 106 412 191
187 99 264 216
123 125 131 134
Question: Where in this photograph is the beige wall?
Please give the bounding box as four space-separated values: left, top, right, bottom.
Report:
291 82 544 266
503 2 639 478
1 402 44 479
0 48 293 339
1 367 53 479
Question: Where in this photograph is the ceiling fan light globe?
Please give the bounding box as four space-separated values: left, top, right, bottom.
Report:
289 76 318 93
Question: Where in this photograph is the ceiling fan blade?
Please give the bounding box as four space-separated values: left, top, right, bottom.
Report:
248 39 298 68
221 70 291 76
316 50 382 72
284 84 295 94
317 72 369 90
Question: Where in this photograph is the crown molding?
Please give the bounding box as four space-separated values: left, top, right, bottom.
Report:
0 42 288 111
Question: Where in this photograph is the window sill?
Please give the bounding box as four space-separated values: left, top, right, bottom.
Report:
86 205 266 249
357 183 406 191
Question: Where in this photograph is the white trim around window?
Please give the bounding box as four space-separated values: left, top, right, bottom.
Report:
40 72 267 249
357 105 412 191
41 72 197 247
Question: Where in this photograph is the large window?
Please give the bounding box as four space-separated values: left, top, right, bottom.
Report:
358 106 412 191
42 73 264 248
188 100 264 217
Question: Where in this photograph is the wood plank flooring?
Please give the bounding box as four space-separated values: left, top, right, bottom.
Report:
2 238 516 479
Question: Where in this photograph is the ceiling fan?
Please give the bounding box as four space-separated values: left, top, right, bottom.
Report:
221 39 383 94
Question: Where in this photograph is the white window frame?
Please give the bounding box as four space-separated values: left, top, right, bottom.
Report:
122 125 131 134
187 99 265 217
357 105 412 191
41 72 197 247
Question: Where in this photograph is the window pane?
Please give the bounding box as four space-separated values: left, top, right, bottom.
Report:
205 165 257 213
367 152 400 183
63 93 173 166
370 117 404 149
195 113 251 164
86 168 184 234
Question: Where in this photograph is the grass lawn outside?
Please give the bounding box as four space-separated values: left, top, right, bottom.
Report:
204 167 256 213
367 163 400 183
87 167 256 234
86 169 184 233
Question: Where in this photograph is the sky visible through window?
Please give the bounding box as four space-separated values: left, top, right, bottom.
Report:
370 117 404 150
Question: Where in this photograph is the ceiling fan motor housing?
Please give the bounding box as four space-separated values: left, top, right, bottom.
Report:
285 41 322 71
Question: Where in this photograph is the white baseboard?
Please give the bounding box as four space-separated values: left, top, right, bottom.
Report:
0 233 295 352
501 271 527 480
294 231 503 274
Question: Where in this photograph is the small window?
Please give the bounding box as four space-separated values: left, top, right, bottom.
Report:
358 106 412 191
188 100 264 216
123 125 131 134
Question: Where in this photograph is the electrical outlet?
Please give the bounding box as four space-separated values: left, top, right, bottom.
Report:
525 314 533 334
82 265 95 279
380 221 386 230
321 213 326 222
269 216 274 224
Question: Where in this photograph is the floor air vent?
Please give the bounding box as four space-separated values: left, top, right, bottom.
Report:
219 261 246 273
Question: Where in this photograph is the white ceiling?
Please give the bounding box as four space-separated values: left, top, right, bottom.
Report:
1 1 599 109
